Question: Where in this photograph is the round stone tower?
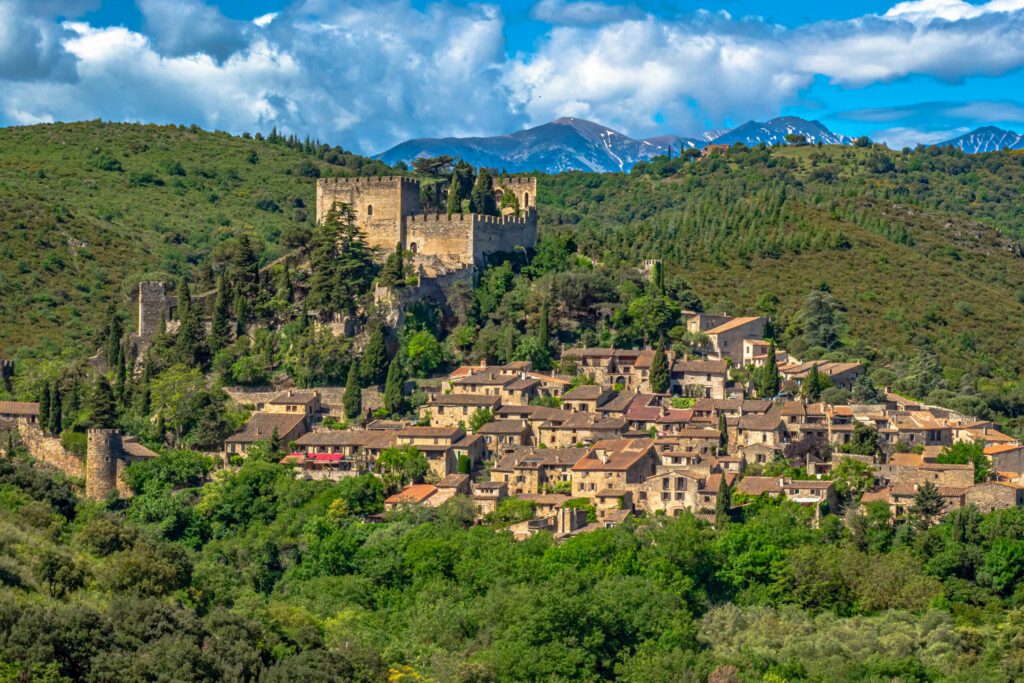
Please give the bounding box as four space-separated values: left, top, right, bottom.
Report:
85 429 121 500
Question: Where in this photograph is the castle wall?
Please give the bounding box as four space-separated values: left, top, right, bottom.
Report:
406 213 476 271
85 429 121 500
316 176 420 256
497 177 537 212
138 281 168 338
471 210 538 264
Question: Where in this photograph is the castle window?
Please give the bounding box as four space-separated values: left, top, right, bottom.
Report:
367 205 373 216
523 192 529 207
410 242 418 254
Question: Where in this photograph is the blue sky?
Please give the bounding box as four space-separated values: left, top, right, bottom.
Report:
2 0 1024 153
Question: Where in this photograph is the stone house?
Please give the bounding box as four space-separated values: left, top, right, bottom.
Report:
671 358 730 399
986 443 1024 473
966 481 1024 513
490 447 585 496
280 452 359 481
421 394 501 428
538 413 627 448
655 429 721 465
452 433 486 472
471 481 507 517
561 385 619 413
735 408 787 449
384 483 438 510
685 313 733 335
702 317 765 364
570 438 659 505
263 390 322 430
225 412 308 456
560 348 665 392
476 420 532 454
693 472 738 513
396 426 465 479
0 401 39 424
779 362 864 391
876 461 975 489
595 489 633 519
638 467 707 516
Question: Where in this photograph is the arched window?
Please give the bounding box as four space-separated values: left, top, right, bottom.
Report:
367 205 373 216
410 242 418 254
523 192 529 207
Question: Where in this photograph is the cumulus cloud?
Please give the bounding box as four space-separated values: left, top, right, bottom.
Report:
137 0 249 62
3 0 1024 152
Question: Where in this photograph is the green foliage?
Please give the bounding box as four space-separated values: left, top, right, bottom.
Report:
649 347 670 394
382 358 406 416
829 458 875 503
753 342 780 398
936 440 989 483
359 325 389 386
801 363 833 401
405 330 445 376
839 422 883 456
307 203 377 316
343 363 362 420
469 167 499 216
469 407 494 432
486 496 536 525
376 445 428 493
123 449 214 494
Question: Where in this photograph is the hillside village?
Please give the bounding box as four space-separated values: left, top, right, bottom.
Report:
2 171 1020 540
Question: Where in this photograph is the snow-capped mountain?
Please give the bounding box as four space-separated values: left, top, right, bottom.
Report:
376 118 685 174
709 116 853 147
936 126 1024 153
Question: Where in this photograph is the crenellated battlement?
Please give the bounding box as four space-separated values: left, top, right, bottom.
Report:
404 210 535 227
317 175 419 190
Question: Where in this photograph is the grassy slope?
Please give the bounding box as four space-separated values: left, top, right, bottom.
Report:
540 145 1024 377
0 121 386 357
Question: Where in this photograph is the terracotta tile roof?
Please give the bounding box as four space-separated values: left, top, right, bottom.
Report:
572 438 655 472
385 484 437 505
860 488 891 503
889 452 926 466
600 392 639 412
477 420 530 435
704 316 762 336
437 474 470 489
0 401 39 416
986 443 1023 456
562 385 609 401
519 493 570 506
736 476 784 495
700 472 737 493
268 390 319 406
226 412 307 444
398 426 464 439
428 394 501 407
596 488 630 497
673 359 730 374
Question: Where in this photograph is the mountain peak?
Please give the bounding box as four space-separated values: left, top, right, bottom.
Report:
938 126 1024 153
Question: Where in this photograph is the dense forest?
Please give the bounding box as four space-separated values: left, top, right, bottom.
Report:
5 444 1024 682
5 123 1024 681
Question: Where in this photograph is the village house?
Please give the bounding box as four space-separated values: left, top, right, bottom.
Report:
225 412 308 457
560 348 664 392
966 481 1024 513
655 429 721 465
780 361 864 391
671 358 730 399
0 401 39 424
490 447 586 495
280 451 359 481
735 476 838 513
862 484 967 518
742 339 789 368
384 483 438 511
986 443 1024 473
421 393 501 427
395 426 466 479
538 413 628 448
471 480 507 517
560 385 619 413
570 438 659 506
638 467 708 516
262 390 322 430
702 317 765 364
476 419 532 454
685 313 733 335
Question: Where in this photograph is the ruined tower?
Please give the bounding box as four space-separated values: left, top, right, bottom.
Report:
316 176 421 254
85 429 121 500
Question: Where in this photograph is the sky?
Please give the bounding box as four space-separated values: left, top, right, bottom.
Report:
2 0 1024 154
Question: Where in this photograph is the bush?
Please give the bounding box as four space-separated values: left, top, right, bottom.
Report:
60 430 87 458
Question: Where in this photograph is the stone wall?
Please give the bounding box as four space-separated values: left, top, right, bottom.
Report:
85 429 120 500
17 422 84 479
497 177 537 212
316 176 420 254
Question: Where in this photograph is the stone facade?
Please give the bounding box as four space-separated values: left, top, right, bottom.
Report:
85 429 121 500
316 176 538 276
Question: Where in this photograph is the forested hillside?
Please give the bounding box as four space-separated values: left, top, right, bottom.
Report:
540 145 1024 428
0 121 388 354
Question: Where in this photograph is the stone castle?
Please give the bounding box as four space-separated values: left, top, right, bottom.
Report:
315 176 538 276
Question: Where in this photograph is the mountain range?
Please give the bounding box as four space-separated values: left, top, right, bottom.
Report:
376 117 1024 173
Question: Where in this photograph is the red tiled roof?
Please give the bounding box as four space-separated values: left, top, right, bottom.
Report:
385 484 437 505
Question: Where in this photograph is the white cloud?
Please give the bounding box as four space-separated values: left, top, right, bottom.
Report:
872 125 971 148
3 0 1024 152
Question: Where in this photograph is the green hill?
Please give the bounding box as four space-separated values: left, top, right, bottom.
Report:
540 145 1024 416
0 121 389 356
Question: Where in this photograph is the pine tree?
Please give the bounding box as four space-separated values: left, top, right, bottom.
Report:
470 168 498 216
715 476 732 526
910 481 944 530
48 382 62 435
230 233 261 304
361 325 389 386
210 274 232 354
383 358 406 416
268 427 283 457
89 377 117 429
344 362 362 420
39 383 51 434
649 347 670 393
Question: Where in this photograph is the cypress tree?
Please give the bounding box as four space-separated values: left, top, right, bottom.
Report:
268 427 283 458
718 412 728 453
649 347 670 394
539 301 550 350
48 382 62 435
234 294 249 337
383 358 406 416
344 362 362 420
176 279 207 368
210 274 232 354
89 377 117 429
470 168 498 216
446 172 461 216
757 342 780 398
715 476 732 526
361 325 389 386
39 383 51 434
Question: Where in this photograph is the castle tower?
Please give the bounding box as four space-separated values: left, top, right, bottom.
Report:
85 429 121 500
497 177 538 213
138 281 168 338
315 176 421 255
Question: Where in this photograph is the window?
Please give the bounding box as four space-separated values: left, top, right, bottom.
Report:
367 205 373 216
661 492 671 502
